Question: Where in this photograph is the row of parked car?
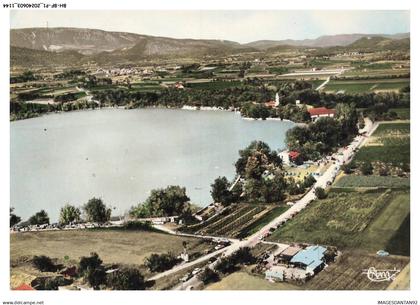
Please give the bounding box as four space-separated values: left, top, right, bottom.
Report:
11 221 119 233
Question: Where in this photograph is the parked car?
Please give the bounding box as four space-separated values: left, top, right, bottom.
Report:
180 273 193 282
376 250 390 257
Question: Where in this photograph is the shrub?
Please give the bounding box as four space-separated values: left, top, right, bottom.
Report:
360 161 373 175
198 267 219 284
232 247 255 265
315 187 327 199
214 257 237 274
106 267 145 290
145 253 180 273
85 266 106 289
79 252 103 274
341 164 353 174
31 276 72 290
32 255 57 272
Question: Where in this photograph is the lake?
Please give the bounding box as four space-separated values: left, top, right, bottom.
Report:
10 108 294 221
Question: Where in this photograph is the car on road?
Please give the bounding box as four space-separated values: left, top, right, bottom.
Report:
180 273 193 282
192 268 201 275
376 250 390 257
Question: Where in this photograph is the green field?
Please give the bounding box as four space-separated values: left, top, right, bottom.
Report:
390 108 410 120
268 189 409 251
333 175 410 189
362 192 410 255
354 122 410 167
324 78 409 93
186 80 242 90
373 122 410 136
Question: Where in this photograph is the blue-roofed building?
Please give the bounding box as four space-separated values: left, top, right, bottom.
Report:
290 245 327 274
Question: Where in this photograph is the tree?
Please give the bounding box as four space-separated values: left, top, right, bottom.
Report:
10 208 21 227
210 176 233 206
360 162 373 175
341 163 353 174
130 186 190 218
29 210 50 225
261 171 287 202
199 267 219 284
145 253 180 273
235 141 282 177
32 255 57 272
106 267 145 290
232 247 255 265
83 198 111 223
214 257 237 274
59 204 81 225
287 179 305 195
315 187 327 199
302 175 317 188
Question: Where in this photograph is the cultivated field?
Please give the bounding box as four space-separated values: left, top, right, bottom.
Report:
354 122 410 167
323 78 409 94
183 204 285 238
305 250 409 290
237 206 290 238
333 175 410 189
268 189 409 252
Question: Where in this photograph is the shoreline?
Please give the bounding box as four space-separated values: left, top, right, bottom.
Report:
11 104 302 125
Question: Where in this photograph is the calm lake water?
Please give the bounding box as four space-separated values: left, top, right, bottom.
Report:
11 108 294 221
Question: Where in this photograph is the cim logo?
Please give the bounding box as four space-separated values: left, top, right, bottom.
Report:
362 267 401 282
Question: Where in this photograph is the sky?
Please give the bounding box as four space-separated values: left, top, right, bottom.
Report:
10 10 410 43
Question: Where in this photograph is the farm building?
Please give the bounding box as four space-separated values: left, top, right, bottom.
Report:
265 266 284 282
264 93 280 108
290 245 327 274
277 246 302 262
308 107 336 121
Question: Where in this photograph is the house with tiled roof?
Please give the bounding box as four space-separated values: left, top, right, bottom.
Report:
308 107 336 121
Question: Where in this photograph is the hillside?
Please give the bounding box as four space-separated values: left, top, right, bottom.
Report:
10 27 249 57
347 37 410 51
245 33 409 50
10 46 85 67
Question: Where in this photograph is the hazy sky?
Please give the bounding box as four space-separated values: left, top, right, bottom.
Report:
10 10 409 43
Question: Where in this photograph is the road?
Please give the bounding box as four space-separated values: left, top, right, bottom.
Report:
315 77 330 91
159 118 378 289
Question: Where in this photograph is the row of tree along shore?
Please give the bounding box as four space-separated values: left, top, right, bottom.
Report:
11 75 409 122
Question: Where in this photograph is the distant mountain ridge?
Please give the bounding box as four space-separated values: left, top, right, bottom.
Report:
244 33 410 50
11 27 410 56
10 28 410 67
10 27 247 56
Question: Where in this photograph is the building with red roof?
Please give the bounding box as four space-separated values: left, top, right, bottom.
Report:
289 151 301 160
14 283 35 291
308 107 336 121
